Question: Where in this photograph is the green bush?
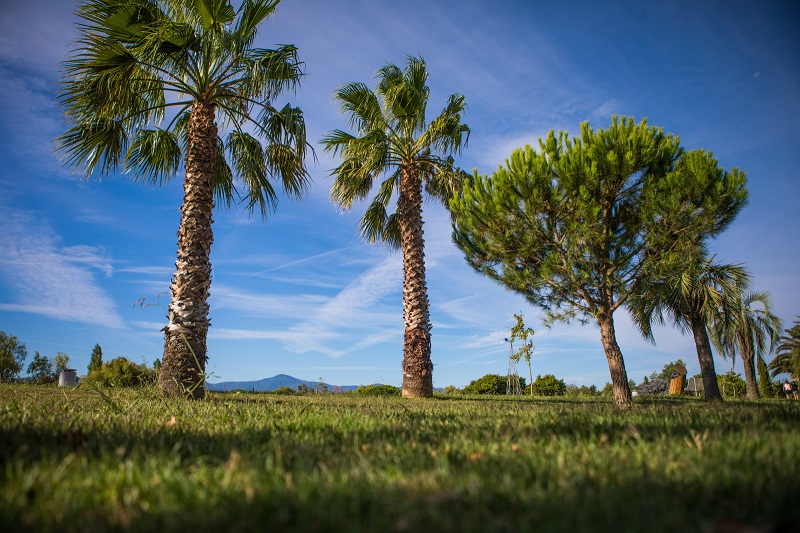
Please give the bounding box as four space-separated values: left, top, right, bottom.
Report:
565 384 599 397
717 370 746 398
463 374 506 395
84 357 156 387
353 384 401 396
272 386 297 395
531 374 567 396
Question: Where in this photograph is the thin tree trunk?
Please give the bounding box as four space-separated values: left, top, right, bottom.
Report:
597 314 633 408
528 360 533 396
159 101 217 399
689 312 723 402
739 341 760 400
398 165 433 398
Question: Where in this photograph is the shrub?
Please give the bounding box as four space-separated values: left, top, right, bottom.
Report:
637 377 668 396
353 384 401 397
531 374 567 396
463 374 506 395
442 385 460 395
717 370 746 398
84 357 156 387
272 386 297 395
565 384 599 397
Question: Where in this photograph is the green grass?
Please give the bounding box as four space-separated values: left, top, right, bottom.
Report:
2 384 798 532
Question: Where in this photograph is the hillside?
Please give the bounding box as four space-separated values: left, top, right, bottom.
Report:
207 374 363 392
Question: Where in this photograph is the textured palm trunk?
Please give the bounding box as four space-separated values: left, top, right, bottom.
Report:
398 165 433 398
689 311 723 402
597 314 633 408
159 101 217 399
739 341 760 400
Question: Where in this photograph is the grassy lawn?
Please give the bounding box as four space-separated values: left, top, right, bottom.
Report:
1 384 798 532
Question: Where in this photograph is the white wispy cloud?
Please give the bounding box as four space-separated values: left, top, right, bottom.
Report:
211 285 328 320
0 206 123 328
118 266 175 276
205 251 403 357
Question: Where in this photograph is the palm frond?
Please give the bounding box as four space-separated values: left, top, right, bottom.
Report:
226 131 276 216
334 82 386 133
124 128 182 185
56 119 128 176
237 44 304 101
234 0 281 51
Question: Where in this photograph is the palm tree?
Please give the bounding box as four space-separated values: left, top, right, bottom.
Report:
628 251 749 402
770 318 800 381
56 0 310 398
712 291 781 400
322 56 469 397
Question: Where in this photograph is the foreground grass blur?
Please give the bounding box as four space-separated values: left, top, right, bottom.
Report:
2 384 798 532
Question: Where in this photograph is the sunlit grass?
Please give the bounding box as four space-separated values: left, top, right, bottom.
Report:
2 384 798 532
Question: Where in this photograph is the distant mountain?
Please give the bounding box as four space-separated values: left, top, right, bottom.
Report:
207 374 364 392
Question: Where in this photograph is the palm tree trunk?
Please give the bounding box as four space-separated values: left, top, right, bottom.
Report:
398 165 433 398
597 314 633 408
689 311 723 402
159 101 217 399
739 341 760 400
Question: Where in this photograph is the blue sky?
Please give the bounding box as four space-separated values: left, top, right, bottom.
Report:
1 0 798 388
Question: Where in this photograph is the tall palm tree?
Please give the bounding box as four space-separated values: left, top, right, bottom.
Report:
322 56 469 397
628 250 750 402
56 0 310 398
770 318 800 381
712 291 781 400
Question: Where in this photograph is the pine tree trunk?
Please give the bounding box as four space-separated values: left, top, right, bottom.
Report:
739 341 760 400
689 312 723 402
398 165 433 398
597 314 633 408
159 101 217 399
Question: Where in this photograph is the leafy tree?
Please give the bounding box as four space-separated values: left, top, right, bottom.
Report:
0 331 27 382
56 0 310 399
271 386 297 395
713 291 781 400
53 353 71 373
770 318 800 381
322 56 469 398
531 374 566 396
463 374 506 395
88 344 103 374
84 357 156 387
27 352 56 384
656 359 689 381
629 247 750 403
565 384 599 397
510 313 536 395
451 117 746 408
717 370 746 398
